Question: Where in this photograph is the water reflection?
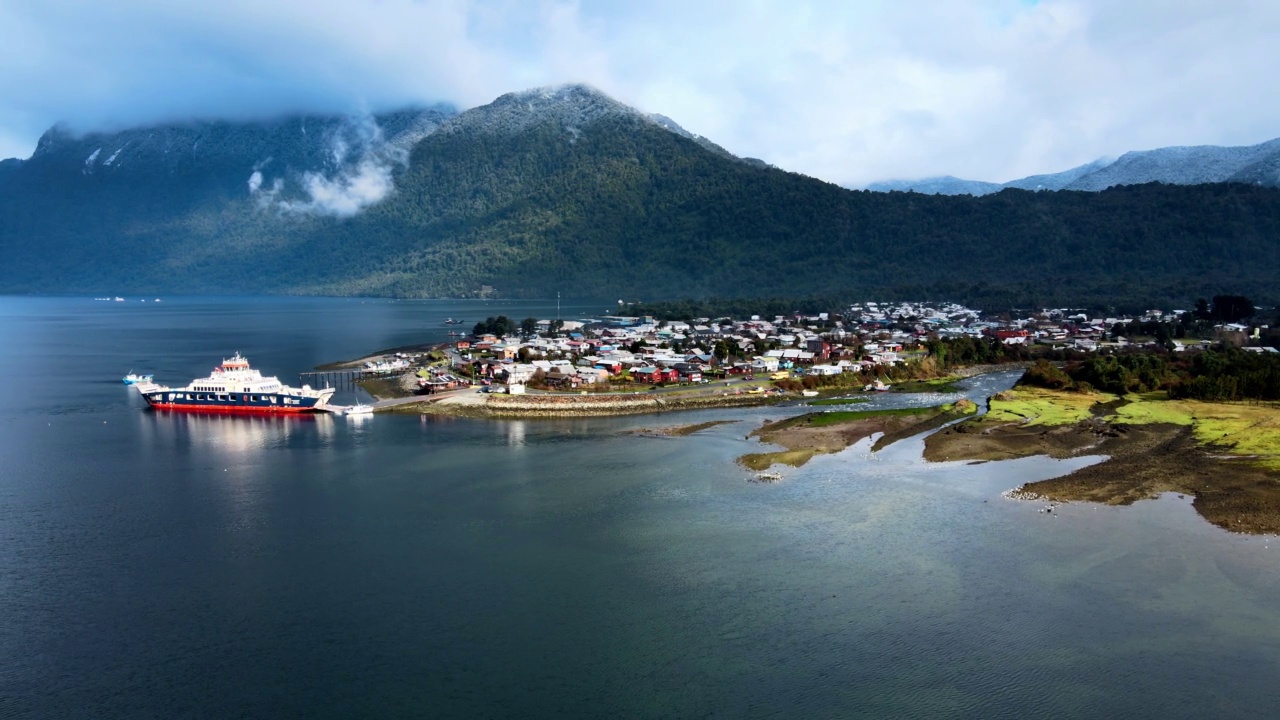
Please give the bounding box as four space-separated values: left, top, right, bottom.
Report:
136 409 334 452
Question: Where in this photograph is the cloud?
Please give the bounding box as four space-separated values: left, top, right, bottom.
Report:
2 1 1279 186
250 113 405 217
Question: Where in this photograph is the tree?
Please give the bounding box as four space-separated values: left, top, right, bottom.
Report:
713 340 730 362
520 317 539 336
1211 295 1255 324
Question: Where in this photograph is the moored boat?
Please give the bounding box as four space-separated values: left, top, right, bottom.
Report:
136 353 334 413
344 403 374 416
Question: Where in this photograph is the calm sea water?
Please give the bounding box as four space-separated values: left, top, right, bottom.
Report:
1 296 1278 719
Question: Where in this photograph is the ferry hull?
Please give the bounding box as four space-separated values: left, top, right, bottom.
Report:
144 402 323 414
140 389 334 413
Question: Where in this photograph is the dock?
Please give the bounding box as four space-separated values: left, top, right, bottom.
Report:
321 393 454 415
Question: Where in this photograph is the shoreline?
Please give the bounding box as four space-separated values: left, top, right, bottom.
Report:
384 389 784 418
924 389 1280 535
739 401 977 471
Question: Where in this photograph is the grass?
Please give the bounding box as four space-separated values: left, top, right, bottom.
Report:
984 387 1116 426
982 387 1280 470
1113 394 1280 469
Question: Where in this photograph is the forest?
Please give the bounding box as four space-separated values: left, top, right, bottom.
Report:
3 109 1279 309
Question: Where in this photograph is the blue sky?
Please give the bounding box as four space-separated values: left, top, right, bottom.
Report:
1 0 1277 186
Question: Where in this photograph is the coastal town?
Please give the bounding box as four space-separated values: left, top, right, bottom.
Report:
354 299 1278 401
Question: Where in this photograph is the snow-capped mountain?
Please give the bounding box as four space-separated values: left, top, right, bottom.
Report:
864 137 1280 195
865 176 1001 195
1066 138 1280 191
1001 157 1116 192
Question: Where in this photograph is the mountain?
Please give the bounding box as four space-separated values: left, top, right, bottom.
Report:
1066 138 1280 191
866 176 1001 196
3 84 1280 307
1001 157 1116 192
866 138 1280 196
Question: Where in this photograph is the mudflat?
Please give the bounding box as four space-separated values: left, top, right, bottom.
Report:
925 388 1280 534
740 401 976 471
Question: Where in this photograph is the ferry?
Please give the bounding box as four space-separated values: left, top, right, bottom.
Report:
136 353 334 413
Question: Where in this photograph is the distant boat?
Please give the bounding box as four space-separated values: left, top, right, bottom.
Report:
122 372 154 385
444 318 464 325
801 390 819 397
344 403 374 416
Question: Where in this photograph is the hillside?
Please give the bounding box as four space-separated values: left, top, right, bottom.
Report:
2 85 1280 307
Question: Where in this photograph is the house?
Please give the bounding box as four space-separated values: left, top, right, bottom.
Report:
546 367 581 387
631 367 660 383
751 356 780 373
806 339 832 359
806 364 843 376
576 367 610 384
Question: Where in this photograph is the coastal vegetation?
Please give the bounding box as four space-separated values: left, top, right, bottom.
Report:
1019 349 1280 401
926 358 1280 533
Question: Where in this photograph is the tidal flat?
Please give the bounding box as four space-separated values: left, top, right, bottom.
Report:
925 387 1280 534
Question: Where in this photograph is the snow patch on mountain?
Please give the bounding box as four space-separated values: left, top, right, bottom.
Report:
1064 139 1280 191
439 84 638 138
438 84 750 162
866 138 1280 195
1002 157 1116 191
865 176 1001 196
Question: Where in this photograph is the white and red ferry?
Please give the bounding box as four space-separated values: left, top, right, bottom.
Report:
137 353 334 413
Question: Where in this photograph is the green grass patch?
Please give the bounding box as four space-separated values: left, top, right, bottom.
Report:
985 387 1116 426
1114 397 1280 469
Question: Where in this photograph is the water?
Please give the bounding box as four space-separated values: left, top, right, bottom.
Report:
1 297 1278 718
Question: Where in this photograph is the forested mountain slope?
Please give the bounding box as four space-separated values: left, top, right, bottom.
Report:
2 85 1278 307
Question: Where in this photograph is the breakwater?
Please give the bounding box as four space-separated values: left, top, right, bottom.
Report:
438 392 778 418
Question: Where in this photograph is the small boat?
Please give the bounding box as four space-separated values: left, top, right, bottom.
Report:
122 372 154 385
344 404 374 416
443 318 465 325
801 390 819 397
